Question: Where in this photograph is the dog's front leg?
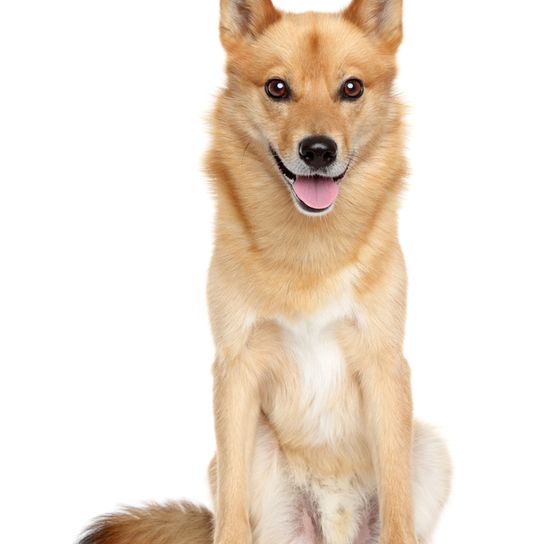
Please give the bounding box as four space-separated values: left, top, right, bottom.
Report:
361 349 416 544
212 356 260 544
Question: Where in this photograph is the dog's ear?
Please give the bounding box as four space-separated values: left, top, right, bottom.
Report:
343 0 403 50
220 0 281 50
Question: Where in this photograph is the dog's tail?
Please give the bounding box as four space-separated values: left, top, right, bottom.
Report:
78 501 214 544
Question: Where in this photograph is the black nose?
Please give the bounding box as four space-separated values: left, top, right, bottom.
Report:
298 136 337 169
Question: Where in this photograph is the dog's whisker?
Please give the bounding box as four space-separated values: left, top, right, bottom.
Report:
241 142 251 167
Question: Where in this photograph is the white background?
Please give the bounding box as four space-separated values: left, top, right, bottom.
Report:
1 1 543 543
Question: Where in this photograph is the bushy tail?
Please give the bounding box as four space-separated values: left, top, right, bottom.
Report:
78 501 214 544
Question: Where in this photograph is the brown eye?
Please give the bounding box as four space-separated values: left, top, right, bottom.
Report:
265 79 290 100
341 78 364 100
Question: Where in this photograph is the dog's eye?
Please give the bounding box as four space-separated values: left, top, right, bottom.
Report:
265 79 290 100
341 78 364 100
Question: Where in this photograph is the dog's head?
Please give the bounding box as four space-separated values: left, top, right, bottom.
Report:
214 0 403 217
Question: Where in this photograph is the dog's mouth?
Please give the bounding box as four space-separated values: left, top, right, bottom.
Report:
271 149 347 215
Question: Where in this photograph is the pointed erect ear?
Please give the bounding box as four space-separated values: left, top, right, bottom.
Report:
220 0 281 50
343 0 403 50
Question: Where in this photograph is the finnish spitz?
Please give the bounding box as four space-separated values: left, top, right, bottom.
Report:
79 1 451 543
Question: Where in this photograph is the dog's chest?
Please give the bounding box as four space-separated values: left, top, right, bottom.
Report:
268 296 364 447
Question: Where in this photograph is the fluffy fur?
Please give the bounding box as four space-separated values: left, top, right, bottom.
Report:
78 502 213 544
78 1 451 543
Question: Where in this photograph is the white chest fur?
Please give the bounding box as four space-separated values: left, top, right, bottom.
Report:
276 293 361 447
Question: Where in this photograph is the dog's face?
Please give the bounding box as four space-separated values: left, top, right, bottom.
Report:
218 0 402 216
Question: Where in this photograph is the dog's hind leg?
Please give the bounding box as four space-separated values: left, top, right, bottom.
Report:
411 421 452 543
351 421 451 544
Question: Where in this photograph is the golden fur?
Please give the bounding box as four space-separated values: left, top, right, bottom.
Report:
78 2 451 544
78 502 213 544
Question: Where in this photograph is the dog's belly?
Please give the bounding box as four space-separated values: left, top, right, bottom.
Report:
250 421 378 544
292 488 379 544
296 478 379 544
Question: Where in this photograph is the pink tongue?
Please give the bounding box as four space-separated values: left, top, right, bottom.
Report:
293 176 339 210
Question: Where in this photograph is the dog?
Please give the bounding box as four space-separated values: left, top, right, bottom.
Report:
79 1 452 543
